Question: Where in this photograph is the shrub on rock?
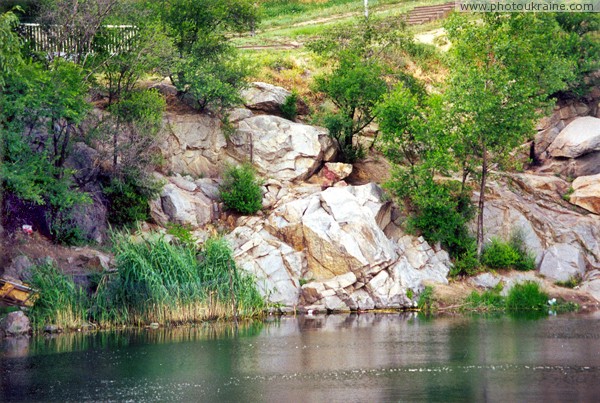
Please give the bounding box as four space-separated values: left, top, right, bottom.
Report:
219 163 263 215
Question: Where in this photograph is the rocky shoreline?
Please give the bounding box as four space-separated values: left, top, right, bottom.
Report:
2 82 600 331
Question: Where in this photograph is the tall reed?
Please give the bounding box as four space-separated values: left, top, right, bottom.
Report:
28 262 91 330
92 233 264 327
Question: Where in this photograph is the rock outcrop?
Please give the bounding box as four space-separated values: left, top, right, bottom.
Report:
230 115 335 181
241 82 292 115
150 175 220 229
159 113 229 178
0 311 31 337
228 183 451 310
539 243 587 282
481 178 600 278
570 173 600 214
547 116 600 159
241 82 309 116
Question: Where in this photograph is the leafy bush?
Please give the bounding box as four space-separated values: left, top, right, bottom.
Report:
509 230 537 271
102 173 162 227
219 163 263 215
481 237 520 269
465 289 504 310
481 232 536 271
450 246 481 277
166 222 196 247
280 91 298 120
505 281 548 311
417 286 435 311
396 177 475 261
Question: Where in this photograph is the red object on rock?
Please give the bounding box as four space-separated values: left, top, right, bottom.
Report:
22 225 33 236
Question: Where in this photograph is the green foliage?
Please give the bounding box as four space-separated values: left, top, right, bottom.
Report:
96 18 175 104
445 13 578 254
280 91 298 121
450 246 481 277
159 0 257 56
377 83 475 263
0 11 22 88
1 58 91 242
99 89 166 227
173 48 252 113
48 208 87 246
166 223 196 247
554 275 583 289
102 173 162 227
198 237 264 312
481 232 536 271
563 186 574 201
417 285 435 311
314 55 387 162
405 179 475 257
219 163 263 215
509 230 536 271
481 238 520 269
505 281 548 311
553 13 600 97
1 60 90 203
310 18 411 163
160 0 257 115
465 289 504 311
29 262 90 329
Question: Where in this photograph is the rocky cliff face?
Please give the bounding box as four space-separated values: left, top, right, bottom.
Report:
147 82 600 309
227 183 451 311
7 82 600 311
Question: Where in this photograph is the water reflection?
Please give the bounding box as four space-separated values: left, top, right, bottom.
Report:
1 313 599 401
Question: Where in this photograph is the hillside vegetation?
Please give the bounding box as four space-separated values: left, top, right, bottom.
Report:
1 1 599 327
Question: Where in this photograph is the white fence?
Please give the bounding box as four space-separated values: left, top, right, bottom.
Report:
17 23 138 55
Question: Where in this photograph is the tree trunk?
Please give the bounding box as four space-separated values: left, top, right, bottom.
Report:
476 144 488 257
113 120 119 169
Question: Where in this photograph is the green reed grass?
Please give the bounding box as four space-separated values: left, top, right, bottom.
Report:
27 233 265 330
92 233 264 327
28 262 91 330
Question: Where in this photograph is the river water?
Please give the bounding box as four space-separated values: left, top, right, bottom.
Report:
1 312 600 402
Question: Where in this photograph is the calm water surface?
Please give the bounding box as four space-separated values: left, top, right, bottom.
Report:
1 312 600 402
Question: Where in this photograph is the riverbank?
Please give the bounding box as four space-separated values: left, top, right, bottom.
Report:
2 267 597 338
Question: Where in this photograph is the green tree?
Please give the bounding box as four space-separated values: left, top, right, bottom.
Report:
444 13 575 256
1 58 91 242
159 0 257 115
100 89 166 227
310 18 411 162
377 84 475 260
0 11 22 87
316 56 387 162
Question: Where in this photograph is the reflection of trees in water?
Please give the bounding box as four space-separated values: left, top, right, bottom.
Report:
19 319 264 356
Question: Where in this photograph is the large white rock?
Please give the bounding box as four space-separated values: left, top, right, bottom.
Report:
156 183 212 228
231 115 335 181
570 173 600 215
158 113 228 178
539 243 587 282
547 116 600 158
233 183 451 310
241 82 291 114
227 218 303 307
